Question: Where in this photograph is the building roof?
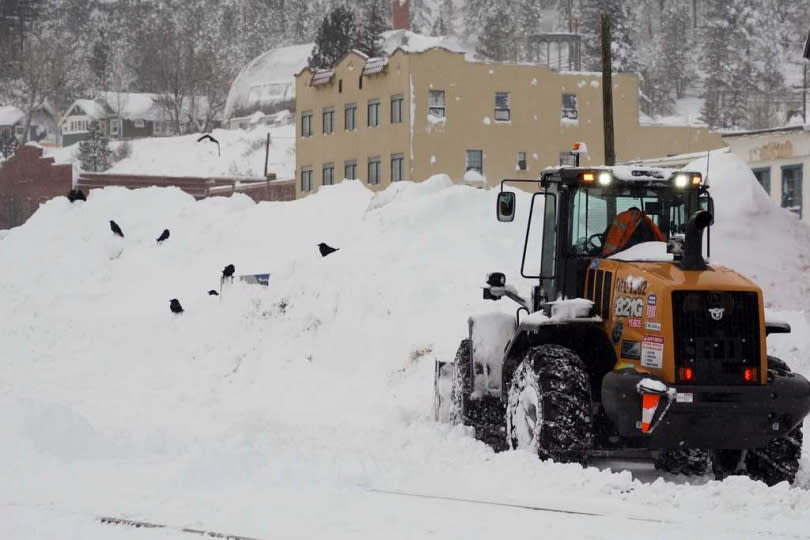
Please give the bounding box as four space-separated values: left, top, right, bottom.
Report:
62 93 216 125
720 124 810 138
0 105 25 126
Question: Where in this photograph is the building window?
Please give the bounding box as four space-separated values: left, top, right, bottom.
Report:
110 118 121 136
154 121 163 135
429 90 445 118
517 151 527 171
367 99 380 127
391 94 404 123
134 119 145 128
495 92 511 121
301 111 313 137
368 156 381 185
301 167 313 192
344 160 357 180
781 165 803 218
561 94 578 120
322 163 334 186
345 103 356 131
322 107 335 134
465 150 483 173
752 167 771 194
14 125 24 137
391 153 404 182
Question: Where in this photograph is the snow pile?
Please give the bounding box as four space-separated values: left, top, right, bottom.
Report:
687 151 810 309
3 160 810 537
45 123 295 179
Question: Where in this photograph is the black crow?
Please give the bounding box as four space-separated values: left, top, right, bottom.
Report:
318 242 339 257
208 290 219 296
197 133 220 156
67 189 86 202
222 264 235 279
110 220 124 237
169 299 184 314
156 229 170 243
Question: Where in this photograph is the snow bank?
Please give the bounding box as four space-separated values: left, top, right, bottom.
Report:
45 123 295 179
3 161 810 538
686 151 810 309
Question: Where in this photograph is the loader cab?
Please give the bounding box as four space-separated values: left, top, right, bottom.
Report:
497 167 711 308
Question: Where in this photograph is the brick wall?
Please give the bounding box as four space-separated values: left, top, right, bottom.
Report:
392 0 410 30
0 145 73 229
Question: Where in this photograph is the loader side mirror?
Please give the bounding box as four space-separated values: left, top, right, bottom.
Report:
699 196 715 225
497 192 516 222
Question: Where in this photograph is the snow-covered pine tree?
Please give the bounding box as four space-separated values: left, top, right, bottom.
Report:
475 1 517 61
78 121 112 172
308 5 358 69
356 0 388 58
514 0 544 62
577 0 638 72
0 130 19 160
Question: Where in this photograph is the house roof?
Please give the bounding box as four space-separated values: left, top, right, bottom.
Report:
0 105 25 126
62 93 217 125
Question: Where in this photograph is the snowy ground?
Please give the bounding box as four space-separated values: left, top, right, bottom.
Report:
45 122 296 180
3 154 810 538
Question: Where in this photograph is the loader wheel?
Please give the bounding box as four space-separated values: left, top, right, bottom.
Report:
655 448 710 476
448 339 472 425
506 344 593 463
744 354 803 486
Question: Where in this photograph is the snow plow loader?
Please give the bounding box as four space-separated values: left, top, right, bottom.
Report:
434 166 810 485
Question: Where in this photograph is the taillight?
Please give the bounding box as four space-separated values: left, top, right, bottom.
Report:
679 367 694 382
744 367 758 383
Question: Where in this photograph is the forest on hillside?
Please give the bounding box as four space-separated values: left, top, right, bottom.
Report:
1 0 808 132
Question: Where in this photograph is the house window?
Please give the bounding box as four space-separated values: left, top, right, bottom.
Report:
14 125 24 137
495 92 511 121
368 156 381 185
561 94 578 120
345 103 357 131
154 121 163 135
134 119 145 128
344 160 357 180
752 167 771 194
391 95 404 124
322 163 334 186
322 107 335 134
110 118 121 136
391 153 404 182
429 90 445 118
301 167 313 192
301 111 313 137
465 150 483 173
517 151 527 171
781 165 803 218
367 99 380 127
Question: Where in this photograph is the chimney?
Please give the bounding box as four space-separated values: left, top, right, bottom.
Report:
392 0 410 31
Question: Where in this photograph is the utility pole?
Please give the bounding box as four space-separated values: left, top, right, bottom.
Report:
803 29 810 124
601 13 615 166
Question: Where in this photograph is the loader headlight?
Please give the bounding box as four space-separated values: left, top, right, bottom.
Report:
597 171 612 186
674 174 689 188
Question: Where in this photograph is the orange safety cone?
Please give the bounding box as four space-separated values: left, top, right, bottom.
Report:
640 393 661 433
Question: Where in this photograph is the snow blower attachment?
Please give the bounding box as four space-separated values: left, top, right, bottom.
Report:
434 166 810 484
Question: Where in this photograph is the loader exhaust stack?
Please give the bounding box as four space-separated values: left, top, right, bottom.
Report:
680 210 712 271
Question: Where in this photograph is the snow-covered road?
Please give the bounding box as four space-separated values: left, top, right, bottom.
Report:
3 153 810 538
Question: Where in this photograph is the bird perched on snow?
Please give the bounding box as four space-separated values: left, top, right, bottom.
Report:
222 264 235 280
318 242 339 257
169 299 184 314
208 290 219 296
156 229 170 243
197 133 220 156
67 189 86 202
110 220 124 237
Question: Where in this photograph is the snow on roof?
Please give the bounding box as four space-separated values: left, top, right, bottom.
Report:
98 92 164 121
71 99 109 120
610 166 678 182
362 57 388 76
224 43 313 119
311 69 335 86
0 105 25 126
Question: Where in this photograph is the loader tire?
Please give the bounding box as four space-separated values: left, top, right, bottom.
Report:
451 339 507 451
743 356 803 486
655 448 710 476
506 344 593 463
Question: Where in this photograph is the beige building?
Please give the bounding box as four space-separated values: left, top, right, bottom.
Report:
722 126 809 223
294 47 724 198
